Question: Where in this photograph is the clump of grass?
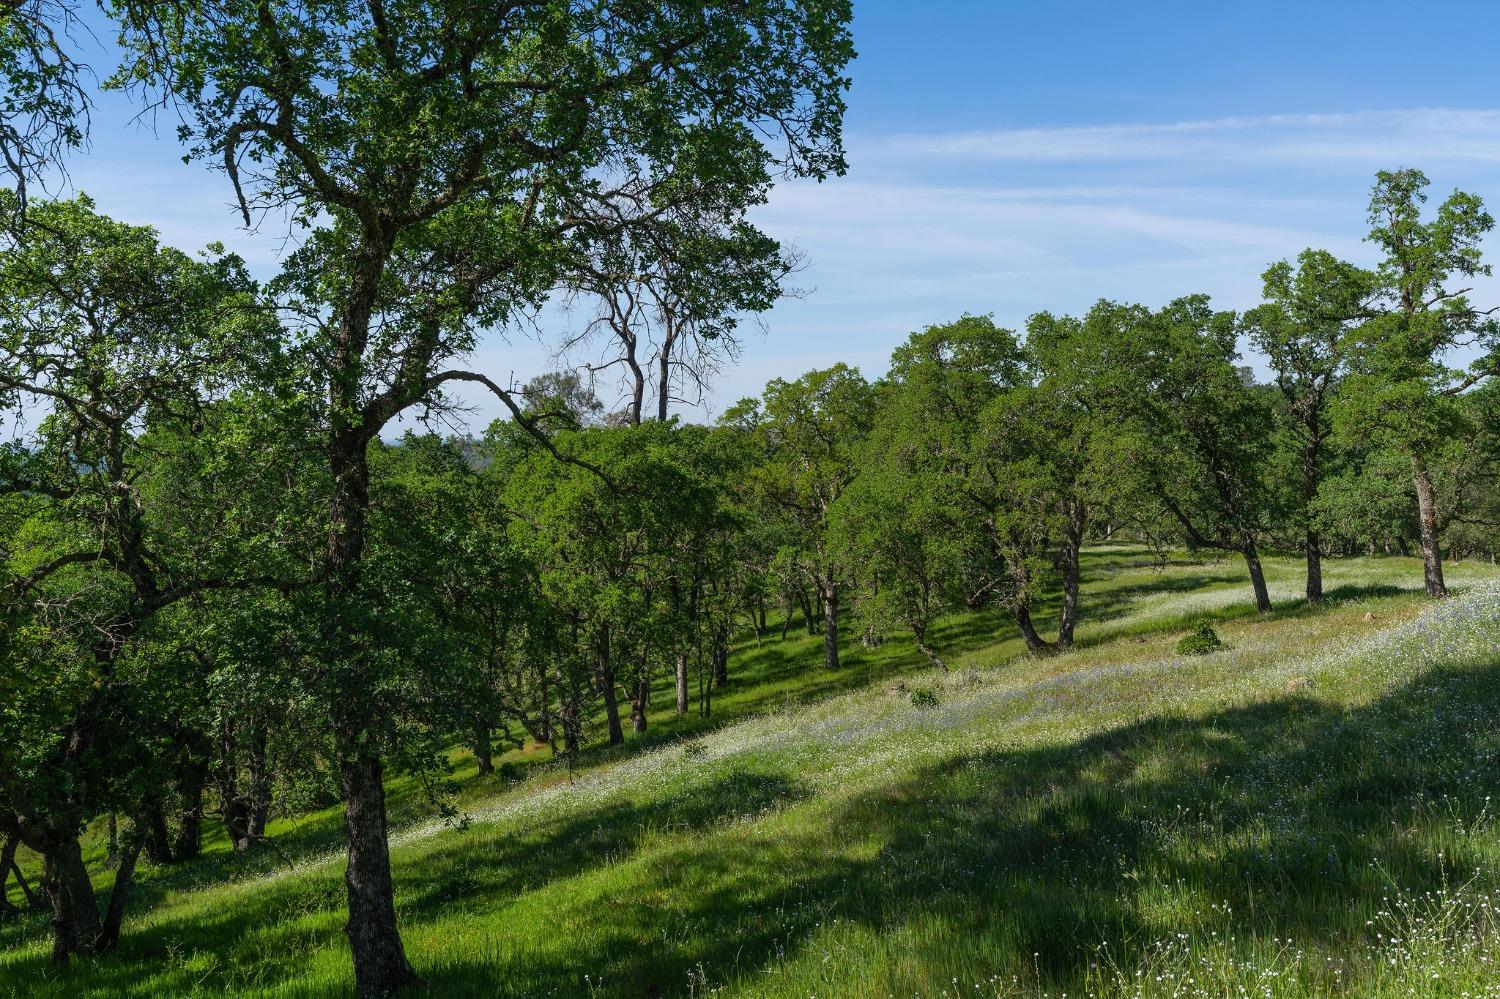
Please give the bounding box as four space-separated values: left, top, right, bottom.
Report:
1176 619 1223 656
908 685 940 709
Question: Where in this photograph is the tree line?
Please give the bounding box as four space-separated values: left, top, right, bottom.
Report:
3 3 1500 997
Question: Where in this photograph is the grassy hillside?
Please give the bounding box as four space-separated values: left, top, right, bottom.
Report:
5 546 1500 997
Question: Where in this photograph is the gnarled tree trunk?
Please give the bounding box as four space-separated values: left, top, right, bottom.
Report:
912 622 948 672
1014 603 1052 653
41 835 100 964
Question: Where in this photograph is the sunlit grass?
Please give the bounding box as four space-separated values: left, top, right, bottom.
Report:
5 546 1500 997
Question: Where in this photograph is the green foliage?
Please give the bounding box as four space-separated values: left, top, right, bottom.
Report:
907 685 939 709
1175 620 1223 656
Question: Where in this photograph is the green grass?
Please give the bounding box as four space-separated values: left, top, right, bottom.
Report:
6 545 1500 997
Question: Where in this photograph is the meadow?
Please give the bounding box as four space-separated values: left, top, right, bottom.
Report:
5 545 1500 998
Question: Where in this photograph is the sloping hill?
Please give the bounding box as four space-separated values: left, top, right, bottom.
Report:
6 548 1500 997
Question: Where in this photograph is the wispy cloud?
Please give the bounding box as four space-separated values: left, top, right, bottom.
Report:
879 109 1500 165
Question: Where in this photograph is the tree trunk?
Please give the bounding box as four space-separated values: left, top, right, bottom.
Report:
1302 432 1325 606
142 801 172 866
325 433 419 995
822 574 840 669
245 722 271 840
627 358 645 426
173 757 208 861
1305 529 1324 606
713 632 729 689
339 752 420 997
657 345 673 423
106 811 119 870
472 724 495 776
598 626 624 745
1058 498 1085 647
536 674 553 744
1241 535 1272 613
798 588 816 635
912 623 948 672
674 651 689 716
630 678 649 734
1014 603 1052 653
0 837 21 921
218 719 250 851
95 831 145 952
42 836 100 964
1413 468 1448 597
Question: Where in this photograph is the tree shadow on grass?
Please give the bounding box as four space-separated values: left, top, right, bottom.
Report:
10 659 1499 997
414 656 1500 997
0 768 808 997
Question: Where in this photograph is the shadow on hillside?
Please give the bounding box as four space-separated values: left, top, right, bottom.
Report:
0 769 808 996
407 656 1500 996
11 652 1498 996
5 561 1475 996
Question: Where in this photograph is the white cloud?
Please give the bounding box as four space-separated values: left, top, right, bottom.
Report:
879 109 1500 165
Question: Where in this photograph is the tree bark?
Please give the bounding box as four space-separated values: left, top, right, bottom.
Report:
797 588 816 635
218 719 251 851
656 341 673 423
822 573 840 669
472 724 495 776
712 630 729 689
95 831 145 952
0 837 22 921
42 836 100 964
1305 529 1324 606
912 624 948 672
1413 467 1448 597
1302 430 1325 605
245 722 271 840
597 625 624 745
339 752 420 997
142 801 172 866
1058 498 1085 647
630 678 649 734
1014 603 1052 653
173 757 208 861
322 348 422 989
1241 535 1272 613
674 651 689 716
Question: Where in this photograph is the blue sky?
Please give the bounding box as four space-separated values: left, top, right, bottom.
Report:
47 1 1500 425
